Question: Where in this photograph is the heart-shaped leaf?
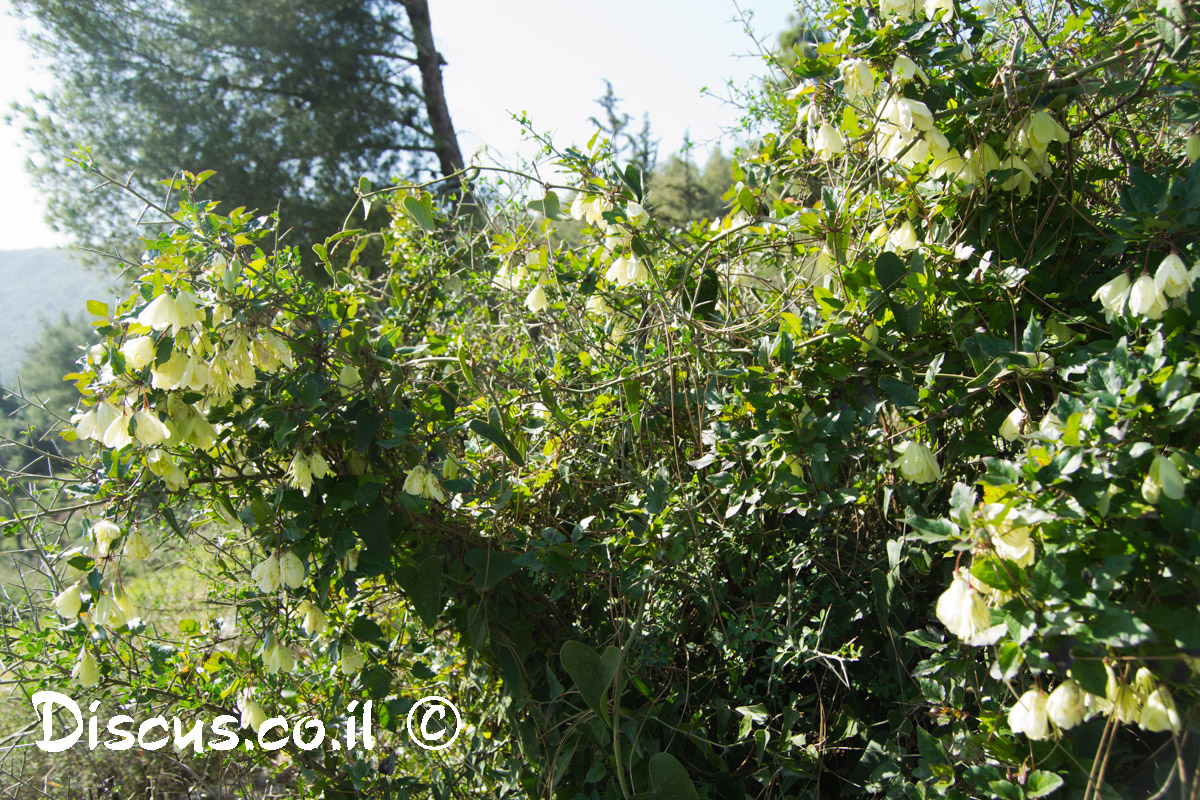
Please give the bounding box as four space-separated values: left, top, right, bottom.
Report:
464 549 521 591
394 556 443 629
559 640 620 727
649 753 700 800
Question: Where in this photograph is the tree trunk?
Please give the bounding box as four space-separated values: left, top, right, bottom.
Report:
401 0 465 182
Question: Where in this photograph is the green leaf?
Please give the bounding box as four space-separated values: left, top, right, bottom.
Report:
623 375 642 436
402 195 436 233
527 190 565 220
874 252 907 293
904 515 960 543
890 300 923 336
1167 393 1199 426
464 549 521 591
648 752 700 800
622 164 644 200
988 780 1022 800
737 185 757 216
365 665 391 699
1091 607 1157 647
1026 770 1065 798
355 409 383 453
457 343 479 392
879 376 920 408
1070 657 1107 698
357 176 372 195
85 299 109 318
971 556 1020 592
996 641 1023 680
539 378 569 425
351 616 385 642
394 556 443 629
1021 314 1044 351
559 641 621 726
469 419 526 466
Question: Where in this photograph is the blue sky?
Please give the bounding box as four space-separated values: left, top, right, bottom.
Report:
0 1 795 250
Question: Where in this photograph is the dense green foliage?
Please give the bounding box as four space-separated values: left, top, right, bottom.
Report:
2 0 1199 798
12 0 437 253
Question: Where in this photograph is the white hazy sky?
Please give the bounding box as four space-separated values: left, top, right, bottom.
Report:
0 1 795 251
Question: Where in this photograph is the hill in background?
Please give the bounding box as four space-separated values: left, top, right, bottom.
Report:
0 248 121 382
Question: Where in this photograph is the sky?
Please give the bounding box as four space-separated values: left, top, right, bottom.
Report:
0 1 796 251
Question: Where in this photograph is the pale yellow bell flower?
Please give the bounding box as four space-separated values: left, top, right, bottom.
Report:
121 336 156 370
999 407 1025 441
1139 687 1181 733
935 569 991 641
251 553 282 593
263 641 295 674
72 648 101 688
298 601 327 636
814 123 846 161
279 551 306 589
896 440 940 483
524 285 549 313
1093 272 1131 319
124 529 151 560
238 692 268 733
840 59 875 101
53 585 82 618
1129 274 1168 319
1046 679 1086 729
1154 253 1193 298
133 410 171 447
91 520 122 557
1009 689 1051 740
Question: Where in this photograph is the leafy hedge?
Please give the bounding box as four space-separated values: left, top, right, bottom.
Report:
3 0 1198 797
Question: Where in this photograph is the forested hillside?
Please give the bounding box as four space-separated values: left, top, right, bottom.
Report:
0 248 117 380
